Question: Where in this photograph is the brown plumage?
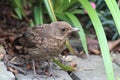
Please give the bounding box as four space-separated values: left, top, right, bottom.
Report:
16 21 79 61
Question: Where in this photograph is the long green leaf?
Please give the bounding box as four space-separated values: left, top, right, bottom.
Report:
55 12 71 23
66 13 88 55
34 6 40 25
54 0 78 12
29 19 34 27
66 40 77 55
11 0 28 19
14 8 22 19
105 0 120 34
43 0 57 22
52 58 74 71
12 0 23 19
33 1 43 25
78 0 114 80
54 0 64 11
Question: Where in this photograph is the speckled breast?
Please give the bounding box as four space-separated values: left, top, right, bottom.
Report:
28 37 66 61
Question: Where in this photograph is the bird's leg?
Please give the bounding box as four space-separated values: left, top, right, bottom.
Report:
58 56 65 65
42 61 52 76
46 60 59 79
32 60 41 80
32 60 36 75
48 61 53 76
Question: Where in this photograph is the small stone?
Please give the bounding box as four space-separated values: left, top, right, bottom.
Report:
70 61 77 68
63 55 77 62
0 62 15 80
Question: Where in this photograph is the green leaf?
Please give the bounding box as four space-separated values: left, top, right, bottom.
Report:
71 9 84 14
33 1 43 25
54 0 78 12
52 58 74 71
78 0 114 80
55 0 68 12
34 6 40 25
11 0 26 19
66 40 77 55
43 0 57 22
55 12 71 23
14 8 22 19
68 0 71 3
105 0 120 34
12 0 22 8
29 19 35 27
66 13 88 55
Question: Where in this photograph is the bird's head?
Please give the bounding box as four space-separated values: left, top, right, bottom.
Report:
50 21 79 38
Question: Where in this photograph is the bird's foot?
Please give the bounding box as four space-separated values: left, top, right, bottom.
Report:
32 74 41 80
44 69 60 78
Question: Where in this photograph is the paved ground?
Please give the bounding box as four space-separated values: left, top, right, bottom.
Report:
0 62 15 80
71 54 120 80
1 53 120 80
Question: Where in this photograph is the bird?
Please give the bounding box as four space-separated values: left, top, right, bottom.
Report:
13 21 79 76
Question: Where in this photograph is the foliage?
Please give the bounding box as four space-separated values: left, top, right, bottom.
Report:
79 0 114 80
3 0 120 80
86 0 119 40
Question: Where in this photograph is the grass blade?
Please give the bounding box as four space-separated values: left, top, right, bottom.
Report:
29 19 35 27
105 0 120 34
33 1 43 25
66 13 88 55
55 12 71 23
43 0 57 22
14 8 22 19
78 0 115 80
52 58 74 71
12 0 23 19
11 0 25 19
66 40 77 55
33 6 40 25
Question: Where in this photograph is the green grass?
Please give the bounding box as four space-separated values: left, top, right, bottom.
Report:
78 0 114 80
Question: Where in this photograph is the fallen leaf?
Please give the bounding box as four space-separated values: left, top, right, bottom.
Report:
8 67 18 75
87 36 120 54
108 39 120 51
87 36 100 54
70 61 77 68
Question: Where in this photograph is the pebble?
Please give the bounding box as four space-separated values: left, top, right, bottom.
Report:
0 62 15 80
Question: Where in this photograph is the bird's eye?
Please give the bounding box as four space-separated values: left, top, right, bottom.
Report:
61 27 66 32
23 32 30 37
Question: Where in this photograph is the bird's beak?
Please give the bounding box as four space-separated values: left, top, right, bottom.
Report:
71 28 80 32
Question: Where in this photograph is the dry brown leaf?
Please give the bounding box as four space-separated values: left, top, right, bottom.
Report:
108 39 120 51
8 67 18 75
8 48 15 55
15 45 23 50
27 64 31 70
70 61 77 68
8 35 16 43
87 36 120 54
87 36 100 54
10 56 17 62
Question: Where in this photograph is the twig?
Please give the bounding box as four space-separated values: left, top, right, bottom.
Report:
7 62 27 75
